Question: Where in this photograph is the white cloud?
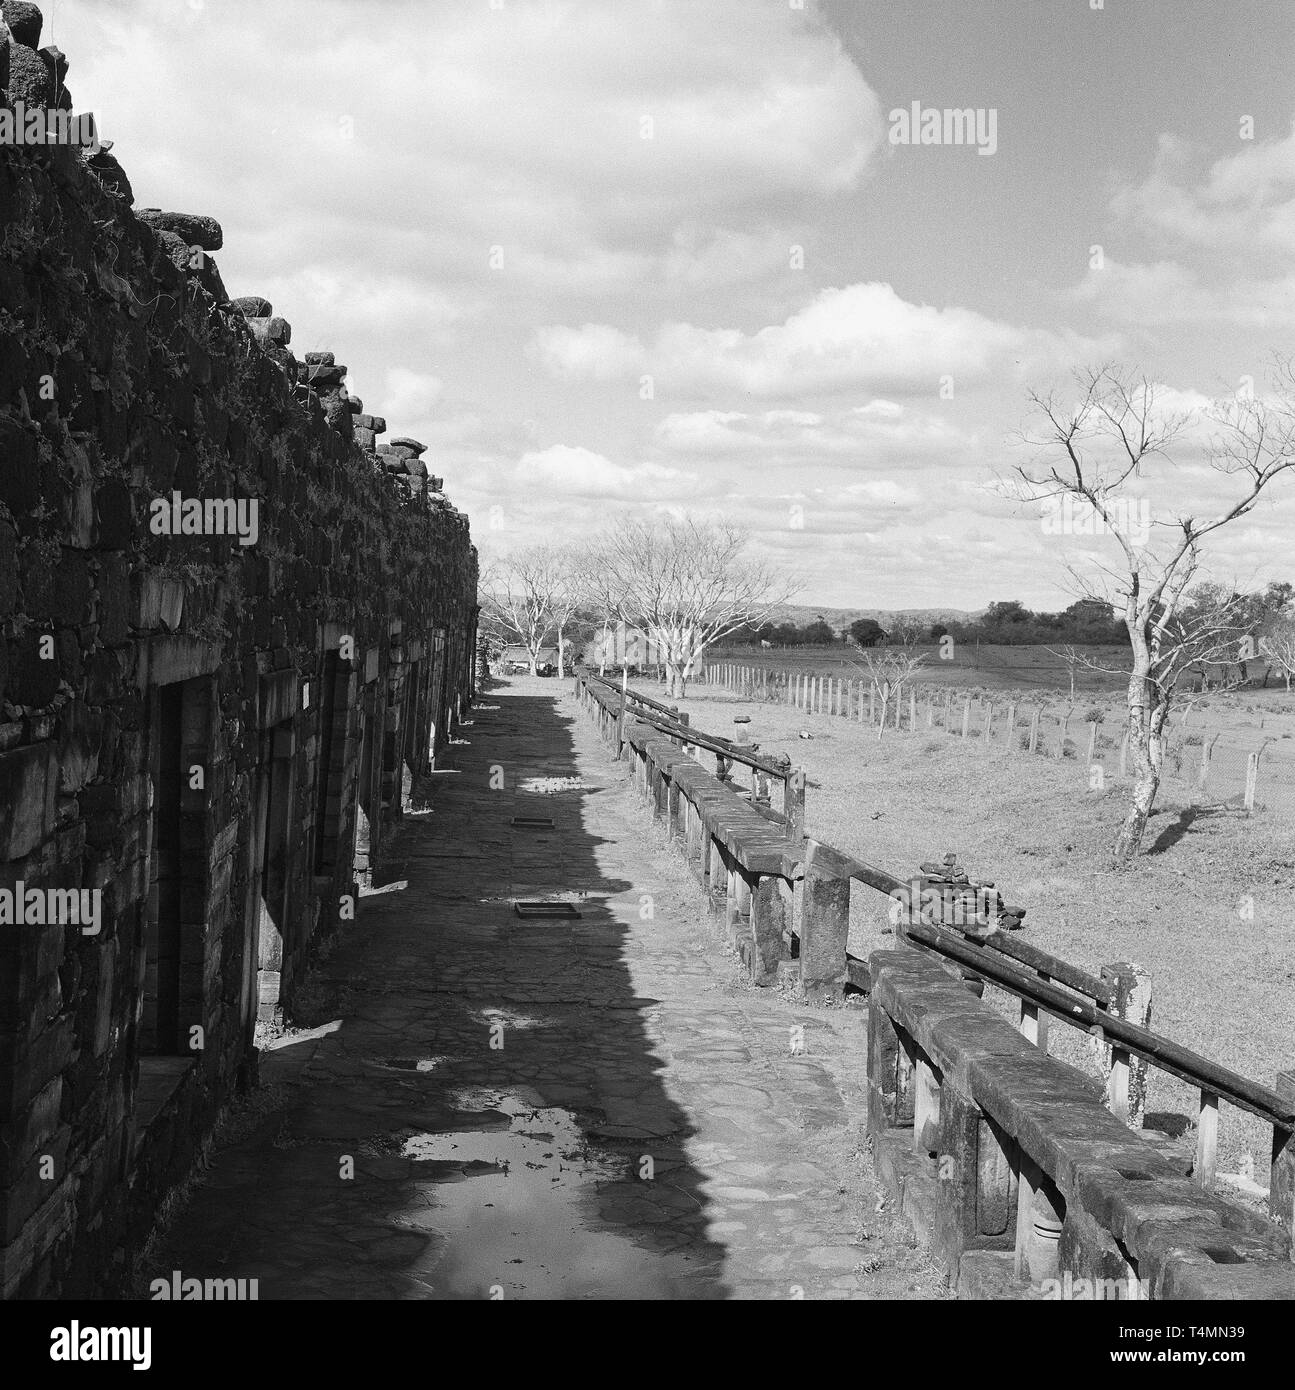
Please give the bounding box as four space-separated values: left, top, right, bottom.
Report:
1110 127 1295 260
652 401 977 467
1074 123 1295 336
530 325 645 382
381 368 444 422
1070 257 1295 329
533 283 1118 398
513 445 701 501
70 0 881 302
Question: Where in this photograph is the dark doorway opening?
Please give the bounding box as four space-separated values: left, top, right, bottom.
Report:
250 722 294 1026
143 678 209 1055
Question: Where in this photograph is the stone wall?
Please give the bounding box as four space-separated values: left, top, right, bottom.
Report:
0 4 478 1297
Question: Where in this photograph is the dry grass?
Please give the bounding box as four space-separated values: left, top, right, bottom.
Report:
644 680 1295 1179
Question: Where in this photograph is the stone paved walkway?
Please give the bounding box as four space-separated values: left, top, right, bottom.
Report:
146 678 946 1299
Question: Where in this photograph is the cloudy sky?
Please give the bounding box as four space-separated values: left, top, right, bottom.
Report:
56 0 1295 609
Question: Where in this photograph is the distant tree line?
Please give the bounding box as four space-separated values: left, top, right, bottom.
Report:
930 599 1126 646
718 588 1294 655
719 600 1129 648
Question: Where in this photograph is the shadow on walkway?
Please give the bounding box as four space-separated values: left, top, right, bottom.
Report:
147 687 729 1298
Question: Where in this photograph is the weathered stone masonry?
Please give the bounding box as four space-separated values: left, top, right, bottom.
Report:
0 5 478 1297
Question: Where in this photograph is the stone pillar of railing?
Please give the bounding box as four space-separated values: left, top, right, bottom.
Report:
1270 1071 1295 1239
1014 1153 1064 1285
783 767 805 839
866 994 911 1133
794 840 850 1001
1094 961 1153 1127
748 876 786 985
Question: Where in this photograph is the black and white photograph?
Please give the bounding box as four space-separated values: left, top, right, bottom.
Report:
0 0 1293 1353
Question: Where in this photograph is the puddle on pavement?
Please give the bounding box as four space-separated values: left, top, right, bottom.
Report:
401 1092 709 1298
515 775 586 794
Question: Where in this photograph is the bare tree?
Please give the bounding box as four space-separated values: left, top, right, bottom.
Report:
480 545 579 675
1261 614 1295 692
475 559 511 663
848 636 927 739
589 516 795 698
884 615 926 646
1042 644 1094 702
548 550 585 679
1013 362 1295 866
569 547 620 677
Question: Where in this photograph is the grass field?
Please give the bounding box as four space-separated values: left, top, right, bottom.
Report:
699 652 1295 816
625 673 1295 1185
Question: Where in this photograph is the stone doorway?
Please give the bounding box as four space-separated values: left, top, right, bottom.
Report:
143 677 209 1055
249 722 294 1027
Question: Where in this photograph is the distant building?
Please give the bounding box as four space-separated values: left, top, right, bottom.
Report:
500 644 559 671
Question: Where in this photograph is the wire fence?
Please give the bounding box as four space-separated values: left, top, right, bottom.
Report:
697 661 1295 816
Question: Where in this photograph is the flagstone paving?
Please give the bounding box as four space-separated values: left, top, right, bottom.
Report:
145 678 947 1300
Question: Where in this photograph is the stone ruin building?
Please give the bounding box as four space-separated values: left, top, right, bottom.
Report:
0 3 479 1296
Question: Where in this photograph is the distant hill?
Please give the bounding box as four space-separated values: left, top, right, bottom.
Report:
768 604 985 631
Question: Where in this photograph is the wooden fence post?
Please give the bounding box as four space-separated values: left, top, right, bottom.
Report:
1244 741 1270 813
1087 721 1099 767
1198 733 1218 792
909 690 917 731
926 695 935 730
961 695 971 740
1028 708 1041 755
1005 702 1016 751
869 687 876 725
1056 710 1070 760
982 701 994 747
